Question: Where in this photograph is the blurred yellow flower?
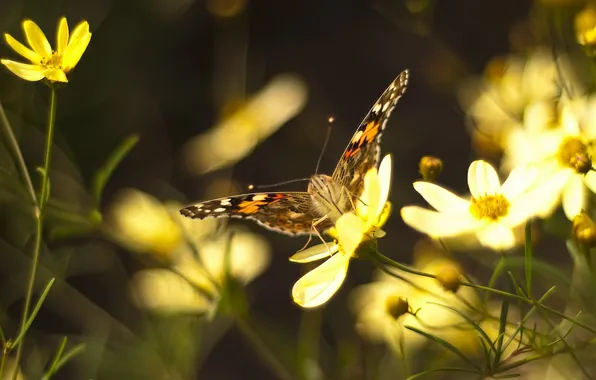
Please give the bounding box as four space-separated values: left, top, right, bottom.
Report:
401 160 548 251
183 74 307 174
130 228 271 315
458 49 569 155
107 188 271 314
350 249 479 354
1 17 91 82
106 189 186 259
290 155 392 308
576 5 596 47
503 97 596 219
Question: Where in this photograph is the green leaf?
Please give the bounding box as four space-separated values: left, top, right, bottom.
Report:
12 278 55 347
404 325 482 372
42 341 85 380
524 221 533 296
493 300 509 366
91 134 139 202
406 367 481 380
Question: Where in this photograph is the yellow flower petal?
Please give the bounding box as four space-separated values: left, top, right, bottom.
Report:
562 174 586 220
413 181 469 213
4 33 41 63
583 170 596 194
0 59 45 81
130 269 214 313
290 243 337 263
400 206 483 238
377 154 392 209
336 213 365 253
62 21 91 70
22 19 51 58
476 223 516 251
43 67 68 82
292 252 350 308
56 17 69 55
468 160 501 197
500 164 537 200
362 168 381 228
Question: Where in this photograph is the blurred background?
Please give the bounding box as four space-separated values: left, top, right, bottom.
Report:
0 0 587 378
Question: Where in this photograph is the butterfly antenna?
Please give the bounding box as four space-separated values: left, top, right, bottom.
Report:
314 117 335 174
248 178 310 190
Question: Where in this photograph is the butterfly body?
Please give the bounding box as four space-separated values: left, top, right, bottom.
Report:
181 70 410 236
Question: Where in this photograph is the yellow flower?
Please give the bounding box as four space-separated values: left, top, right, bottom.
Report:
350 247 479 354
503 97 596 220
130 228 271 315
1 17 91 82
401 160 549 251
290 155 392 308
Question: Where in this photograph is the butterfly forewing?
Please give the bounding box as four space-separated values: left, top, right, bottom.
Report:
331 70 409 197
180 192 333 236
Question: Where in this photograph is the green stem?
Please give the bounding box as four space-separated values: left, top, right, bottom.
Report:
0 102 37 204
12 88 57 378
524 221 533 297
373 252 596 335
235 316 293 380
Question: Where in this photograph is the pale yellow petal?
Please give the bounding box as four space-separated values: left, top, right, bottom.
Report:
504 182 561 226
377 154 392 208
476 223 516 251
468 160 501 197
43 67 68 82
56 17 69 55
22 20 51 57
500 165 537 200
362 168 381 225
400 206 482 238
583 171 596 195
292 252 350 308
62 21 91 70
562 174 586 220
129 269 214 313
413 181 469 213
336 213 365 254
290 243 338 263
0 59 45 81
4 33 41 63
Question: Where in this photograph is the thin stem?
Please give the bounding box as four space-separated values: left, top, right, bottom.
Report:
0 102 37 204
373 251 596 335
12 88 58 377
235 316 293 380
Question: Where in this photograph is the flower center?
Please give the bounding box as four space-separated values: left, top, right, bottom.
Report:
385 295 409 319
469 194 510 220
557 137 592 174
40 52 63 69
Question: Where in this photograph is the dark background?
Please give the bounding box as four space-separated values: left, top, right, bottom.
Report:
0 0 541 378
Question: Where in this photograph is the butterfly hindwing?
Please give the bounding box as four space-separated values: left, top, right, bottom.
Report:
331 70 409 197
180 192 333 236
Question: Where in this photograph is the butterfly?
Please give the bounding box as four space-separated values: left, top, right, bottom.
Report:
180 70 409 236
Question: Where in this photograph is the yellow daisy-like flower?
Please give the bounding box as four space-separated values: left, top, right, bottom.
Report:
503 97 596 220
1 17 91 82
350 251 479 354
401 160 548 251
290 154 392 308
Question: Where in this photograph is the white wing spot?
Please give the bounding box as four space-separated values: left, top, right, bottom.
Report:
214 207 226 212
203 209 212 213
220 198 232 206
382 101 390 112
372 102 382 113
252 194 268 201
351 130 364 143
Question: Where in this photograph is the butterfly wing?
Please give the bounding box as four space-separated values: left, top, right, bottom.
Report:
180 192 333 236
331 70 409 196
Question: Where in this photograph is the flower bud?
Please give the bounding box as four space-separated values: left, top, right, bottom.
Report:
385 295 409 319
572 211 596 248
436 263 462 292
419 156 443 181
